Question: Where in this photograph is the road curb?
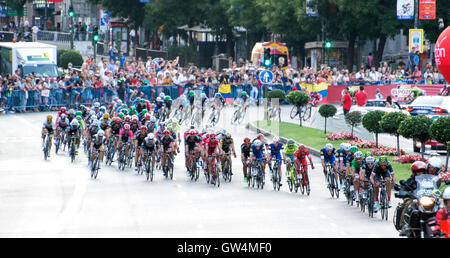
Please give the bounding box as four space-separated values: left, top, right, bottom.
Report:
246 122 322 157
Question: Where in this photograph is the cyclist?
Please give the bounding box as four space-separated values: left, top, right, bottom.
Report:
89 129 106 169
282 139 297 181
268 136 283 186
118 124 134 164
407 86 424 103
205 133 221 183
294 144 314 184
370 156 395 212
99 113 110 140
250 139 266 181
163 95 173 116
427 157 443 176
349 151 364 203
153 97 164 118
67 109 76 123
67 119 82 155
338 143 351 190
142 133 159 172
320 143 338 185
187 90 195 116
134 126 149 171
110 117 122 154
200 92 208 119
345 146 359 176
57 107 67 119
42 115 55 156
360 155 376 202
219 132 237 173
185 129 202 173
310 91 322 107
55 114 70 149
146 116 158 133
241 137 252 183
160 130 176 176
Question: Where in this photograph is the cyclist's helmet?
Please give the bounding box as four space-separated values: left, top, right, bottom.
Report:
159 92 165 98
76 115 82 121
172 118 178 124
97 130 105 137
215 93 221 98
80 105 86 110
254 140 262 147
379 156 389 167
150 117 157 123
298 144 306 151
146 133 155 141
343 143 351 152
365 156 375 164
47 115 53 120
103 113 109 119
140 126 147 132
114 117 121 124
68 109 75 115
124 124 130 131
145 113 151 120
70 119 79 127
99 106 106 113
124 115 131 122
122 109 129 115
349 146 358 153
365 151 373 157
130 106 136 112
189 90 195 96
94 102 100 108
273 136 280 142
411 161 427 176
164 96 171 101
141 109 148 115
210 133 217 139
325 143 334 151
201 93 207 98
427 157 443 174
163 130 170 135
287 139 295 146
242 91 247 96
118 112 124 119
156 97 162 102
340 143 346 150
257 133 264 140
132 115 139 123
189 129 197 136
60 107 67 113
225 133 232 139
442 187 450 203
244 137 251 143
354 151 363 159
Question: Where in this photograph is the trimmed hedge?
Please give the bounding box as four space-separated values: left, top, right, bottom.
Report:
59 50 83 69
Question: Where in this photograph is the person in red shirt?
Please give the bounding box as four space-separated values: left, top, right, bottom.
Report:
294 145 315 180
205 133 220 182
341 87 352 114
354 86 368 106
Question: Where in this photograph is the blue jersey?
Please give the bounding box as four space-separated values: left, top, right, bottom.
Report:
251 145 264 159
320 147 337 165
269 142 283 157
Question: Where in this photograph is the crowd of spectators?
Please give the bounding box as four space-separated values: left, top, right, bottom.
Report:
0 49 448 114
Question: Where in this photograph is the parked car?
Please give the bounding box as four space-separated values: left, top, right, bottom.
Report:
350 99 406 115
405 96 450 116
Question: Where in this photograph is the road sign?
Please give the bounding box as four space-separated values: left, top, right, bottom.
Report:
259 70 274 84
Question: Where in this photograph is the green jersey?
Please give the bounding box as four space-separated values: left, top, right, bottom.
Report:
284 144 297 155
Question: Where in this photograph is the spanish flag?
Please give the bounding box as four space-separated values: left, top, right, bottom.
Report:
218 83 232 99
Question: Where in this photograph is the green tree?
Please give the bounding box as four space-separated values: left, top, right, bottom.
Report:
318 103 337 134
286 90 310 126
379 112 407 156
362 110 386 148
59 50 83 69
266 89 286 102
87 0 147 27
430 116 450 170
398 116 433 160
344 111 362 138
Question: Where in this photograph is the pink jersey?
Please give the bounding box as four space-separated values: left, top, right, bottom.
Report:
119 128 134 140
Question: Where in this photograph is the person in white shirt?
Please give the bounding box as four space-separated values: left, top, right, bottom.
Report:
375 88 383 100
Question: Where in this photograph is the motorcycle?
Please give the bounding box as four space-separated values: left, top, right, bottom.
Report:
393 174 449 238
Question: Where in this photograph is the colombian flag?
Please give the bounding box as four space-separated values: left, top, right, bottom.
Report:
219 83 233 99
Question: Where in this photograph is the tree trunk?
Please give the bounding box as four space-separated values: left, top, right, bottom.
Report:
421 140 425 160
374 35 387 68
375 133 379 148
347 32 357 72
446 152 449 171
396 134 401 156
226 30 234 59
324 118 327 134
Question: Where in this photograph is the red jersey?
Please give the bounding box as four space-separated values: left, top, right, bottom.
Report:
205 138 219 155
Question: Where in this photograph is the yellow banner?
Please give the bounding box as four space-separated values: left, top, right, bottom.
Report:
299 82 330 92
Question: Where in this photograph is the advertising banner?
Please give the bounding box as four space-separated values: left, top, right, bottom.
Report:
306 0 318 17
419 0 436 20
409 29 424 53
325 84 444 103
397 0 414 20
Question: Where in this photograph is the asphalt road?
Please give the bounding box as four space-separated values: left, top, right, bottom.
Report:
0 107 399 237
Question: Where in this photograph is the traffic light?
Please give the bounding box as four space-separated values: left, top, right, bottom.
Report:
93 26 99 42
325 41 332 49
68 6 74 17
263 48 271 68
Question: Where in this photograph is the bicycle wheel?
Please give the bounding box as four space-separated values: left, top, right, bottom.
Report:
368 188 374 218
381 190 388 220
328 173 335 198
70 141 75 163
238 109 246 124
334 175 340 198
232 110 239 124
304 172 310 196
55 136 60 154
272 167 278 190
302 104 312 121
216 167 220 187
290 106 299 119
93 158 99 179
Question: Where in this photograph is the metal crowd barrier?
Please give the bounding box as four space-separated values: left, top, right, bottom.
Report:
2 80 444 112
